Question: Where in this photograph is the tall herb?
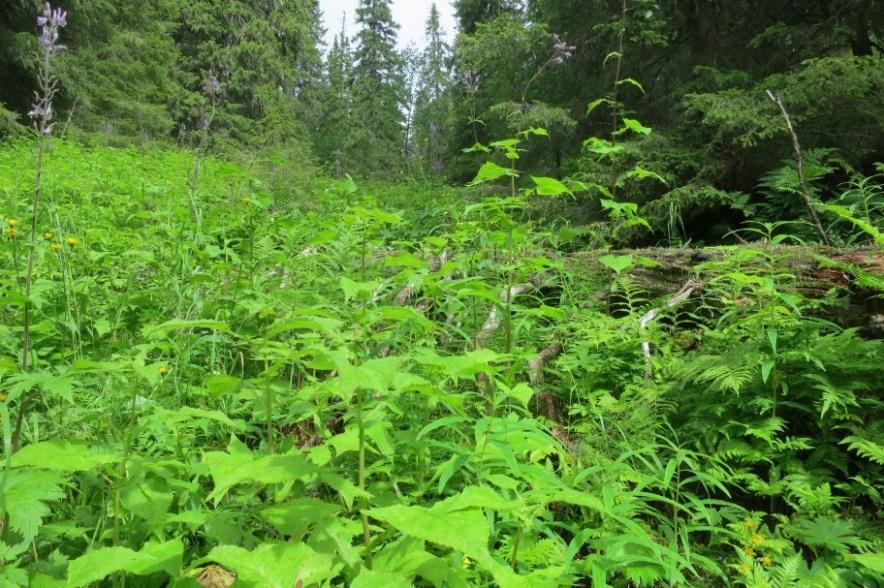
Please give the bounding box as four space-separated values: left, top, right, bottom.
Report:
12 2 67 453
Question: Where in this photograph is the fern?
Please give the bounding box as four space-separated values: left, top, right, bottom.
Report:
841 434 884 465
787 516 871 555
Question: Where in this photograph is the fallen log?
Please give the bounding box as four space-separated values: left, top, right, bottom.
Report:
568 245 883 335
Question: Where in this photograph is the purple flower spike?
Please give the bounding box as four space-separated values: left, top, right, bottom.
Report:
551 33 576 66
30 3 67 135
37 3 67 53
461 69 481 94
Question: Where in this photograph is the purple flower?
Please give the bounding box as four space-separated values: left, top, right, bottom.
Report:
204 74 220 95
461 69 481 94
30 3 67 135
551 33 576 65
37 3 67 53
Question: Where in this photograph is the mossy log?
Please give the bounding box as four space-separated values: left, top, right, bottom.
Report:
567 245 883 334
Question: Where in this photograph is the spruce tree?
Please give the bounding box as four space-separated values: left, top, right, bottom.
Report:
413 3 453 177
351 0 405 174
316 16 356 173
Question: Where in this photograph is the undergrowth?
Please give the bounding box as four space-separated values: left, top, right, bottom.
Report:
0 139 881 587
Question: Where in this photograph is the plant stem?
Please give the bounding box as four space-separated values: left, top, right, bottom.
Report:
609 0 628 198
765 90 832 246
12 110 47 454
357 393 372 567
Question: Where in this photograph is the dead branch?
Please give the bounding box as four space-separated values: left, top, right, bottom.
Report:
530 343 564 424
765 90 832 246
474 283 538 349
639 279 703 379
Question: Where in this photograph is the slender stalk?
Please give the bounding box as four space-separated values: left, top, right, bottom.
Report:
357 394 372 567
765 90 832 246
265 387 275 454
12 75 48 454
609 0 628 198
12 2 67 453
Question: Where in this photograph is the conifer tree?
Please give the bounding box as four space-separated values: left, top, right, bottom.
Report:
316 15 356 172
413 3 453 176
351 0 405 174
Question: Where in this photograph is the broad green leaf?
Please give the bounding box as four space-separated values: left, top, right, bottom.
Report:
617 77 646 94
586 98 608 115
583 137 624 156
204 374 241 397
440 486 518 512
384 252 426 269
846 552 884 574
767 328 778 353
0 469 65 542
761 359 775 383
413 348 501 380
11 440 120 472
621 118 652 135
201 542 336 588
340 277 381 301
351 569 411 588
531 176 571 197
470 161 517 185
265 316 341 337
598 254 633 274
203 446 315 503
121 477 173 524
366 503 491 564
498 382 535 408
67 539 183 587
261 498 341 538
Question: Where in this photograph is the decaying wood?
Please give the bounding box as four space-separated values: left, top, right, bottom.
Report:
639 280 703 378
474 282 538 349
569 246 882 332
472 277 549 411
530 343 563 423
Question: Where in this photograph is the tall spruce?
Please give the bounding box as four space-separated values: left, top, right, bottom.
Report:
351 0 405 175
316 15 356 173
413 3 452 177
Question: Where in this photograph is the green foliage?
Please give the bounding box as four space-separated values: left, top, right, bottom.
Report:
1 137 879 587
0 1 881 584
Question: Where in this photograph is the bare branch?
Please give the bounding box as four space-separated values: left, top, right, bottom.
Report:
765 90 832 246
639 280 703 379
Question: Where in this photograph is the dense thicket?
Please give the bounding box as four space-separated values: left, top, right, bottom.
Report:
0 0 324 148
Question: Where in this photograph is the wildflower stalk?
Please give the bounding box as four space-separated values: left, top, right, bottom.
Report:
12 3 66 453
609 0 628 198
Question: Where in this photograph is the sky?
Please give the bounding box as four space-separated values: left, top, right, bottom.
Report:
319 0 457 50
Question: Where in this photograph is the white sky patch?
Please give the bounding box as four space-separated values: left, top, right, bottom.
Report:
319 0 457 50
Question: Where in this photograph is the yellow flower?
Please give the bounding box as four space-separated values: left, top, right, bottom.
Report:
6 218 18 227
50 242 62 252
743 546 756 557
43 231 54 240
462 555 473 569
159 366 169 376
743 519 756 530
739 563 751 575
65 236 79 247
242 196 252 206
0 391 6 402
5 227 16 238
751 534 765 547
760 555 773 568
